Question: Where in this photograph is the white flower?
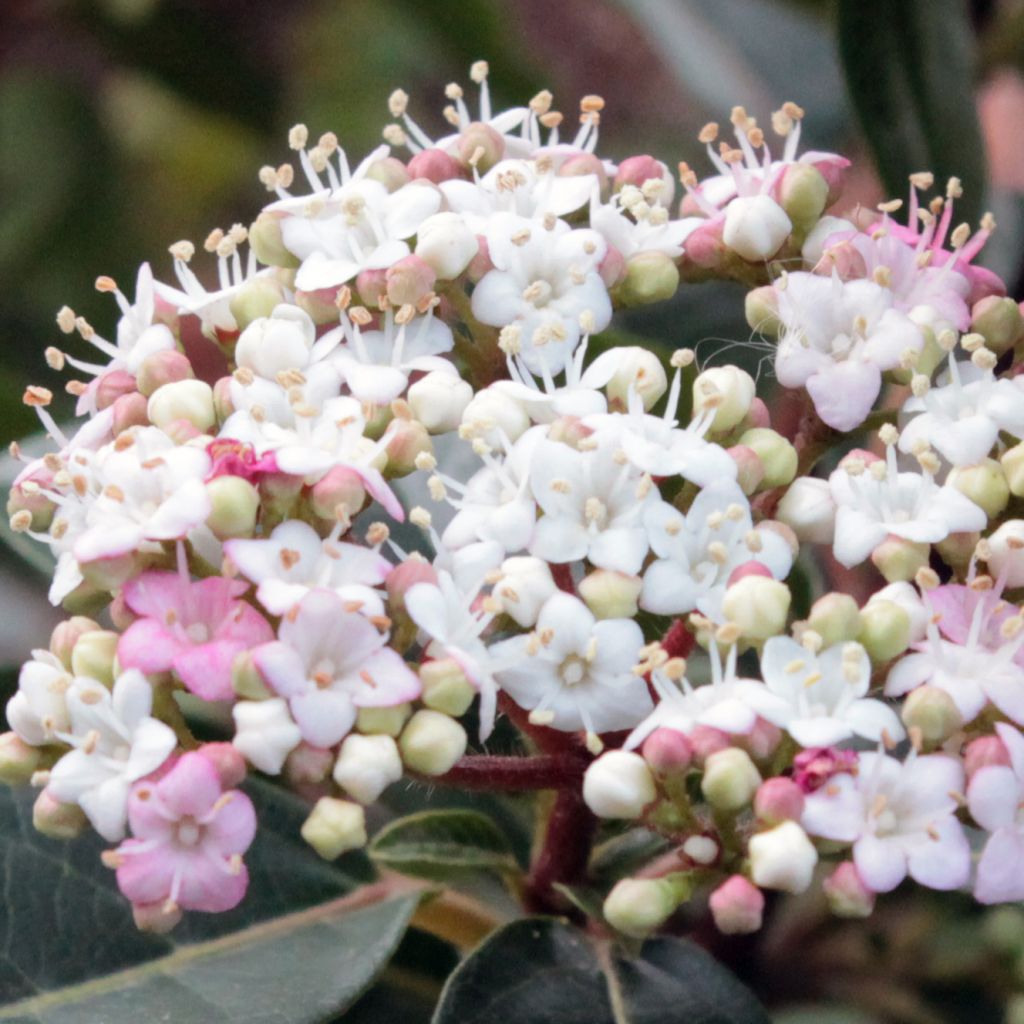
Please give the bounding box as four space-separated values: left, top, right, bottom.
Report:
333 733 403 805
46 670 177 841
828 443 987 568
224 519 391 617
774 272 923 431
234 304 317 380
528 436 657 575
640 479 792 619
491 556 557 627
488 592 651 735
899 357 1024 467
7 650 73 746
722 194 792 262
232 698 302 775
471 213 611 374
801 751 970 893
590 188 700 259
749 821 818 894
758 637 904 747
583 750 656 819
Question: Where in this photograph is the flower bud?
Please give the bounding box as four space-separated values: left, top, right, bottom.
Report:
822 862 875 918
148 379 216 434
283 742 334 786
419 658 476 717
232 697 301 774
415 212 479 280
737 428 797 488
456 122 504 172
300 797 367 860
7 473 55 532
806 593 861 648
93 369 138 411
616 250 680 307
365 156 412 192
249 211 301 268
132 900 184 934
867 582 928 643
870 535 930 583
309 466 367 522
598 245 627 288
692 365 755 433
408 371 473 433
964 734 1011 779
49 616 101 669
493 557 557 627
33 790 87 840
947 459 1008 518
232 650 273 701
604 347 668 412
357 703 412 737
355 268 388 307
205 475 259 540
754 777 805 825
1001 443 1024 498
583 750 657 819
399 710 467 776
709 875 764 935
721 577 790 640
689 725 732 764
197 741 247 789
461 388 530 445
744 285 781 335
641 728 693 776
615 156 674 205
407 148 463 184
774 477 834 544
603 877 682 938
111 391 150 435
857 600 911 662
986 520 1024 586
801 215 856 269
70 629 119 685
386 255 437 307
333 733 403 804
235 304 315 379
727 445 765 496
777 163 828 233
578 569 642 620
230 275 290 331
738 717 782 760
559 152 609 194
748 821 818 894
701 747 761 811
0 732 42 785
901 685 962 747
213 376 234 422
722 195 792 261
136 349 193 398
971 295 1023 356
385 417 432 477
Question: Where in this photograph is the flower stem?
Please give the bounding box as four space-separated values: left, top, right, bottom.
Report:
423 753 587 791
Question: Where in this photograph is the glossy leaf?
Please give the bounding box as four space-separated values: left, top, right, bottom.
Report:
432 918 770 1024
837 0 987 225
370 809 520 881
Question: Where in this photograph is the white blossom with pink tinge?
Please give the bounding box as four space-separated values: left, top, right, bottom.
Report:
6 650 72 747
111 750 256 914
251 589 420 750
117 570 274 702
802 751 970 894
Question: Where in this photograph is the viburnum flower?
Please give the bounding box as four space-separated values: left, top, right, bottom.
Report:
225 519 392 617
231 698 302 776
758 637 904 747
46 670 177 841
6 649 73 746
117 567 274 702
967 722 1024 903
801 750 970 893
899 356 1024 466
528 435 656 574
828 441 987 569
108 750 257 914
471 213 611 374
590 186 700 259
773 272 924 431
251 590 420 750
488 591 650 736
640 479 792 619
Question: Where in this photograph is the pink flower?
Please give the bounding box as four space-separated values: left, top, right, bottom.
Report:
792 746 858 793
206 438 279 482
109 750 256 914
118 570 274 701
968 723 1024 903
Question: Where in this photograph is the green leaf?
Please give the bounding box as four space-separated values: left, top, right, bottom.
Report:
589 829 671 884
837 0 987 224
370 809 520 882
0 892 419 1023
432 918 770 1024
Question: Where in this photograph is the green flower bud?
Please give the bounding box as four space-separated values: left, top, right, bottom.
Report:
228 275 289 331
357 704 412 737
857 600 911 662
777 163 829 234
248 212 300 269
603 876 687 938
578 569 643 620
70 630 120 685
1001 442 1024 498
901 685 963 747
232 650 273 701
721 577 790 640
701 747 761 811
0 732 42 786
971 295 1023 356
615 250 680 307
420 658 476 717
947 459 1008 518
49 616 101 669
806 592 861 648
300 797 367 860
870 536 930 583
33 790 87 840
147 379 216 434
205 476 260 540
744 285 781 336
399 710 467 776
737 428 797 488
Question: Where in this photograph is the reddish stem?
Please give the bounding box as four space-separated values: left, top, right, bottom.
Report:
551 562 576 594
424 753 587 791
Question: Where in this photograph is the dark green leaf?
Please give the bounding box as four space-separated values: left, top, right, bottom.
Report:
432 918 770 1024
589 829 671 884
370 809 519 881
837 0 987 224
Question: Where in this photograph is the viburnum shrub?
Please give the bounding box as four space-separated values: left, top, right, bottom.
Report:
5 59 1024 1017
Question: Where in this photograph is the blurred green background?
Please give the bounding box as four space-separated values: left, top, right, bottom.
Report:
4 0 1024 1020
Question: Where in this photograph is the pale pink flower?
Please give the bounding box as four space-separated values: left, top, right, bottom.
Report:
111 750 256 914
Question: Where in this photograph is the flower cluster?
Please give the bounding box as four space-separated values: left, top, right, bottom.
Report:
5 61 1024 938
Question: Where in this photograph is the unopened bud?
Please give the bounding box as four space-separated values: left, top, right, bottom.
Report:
721 576 790 640
235 305 315 379
723 194 791 261
823 861 875 918
365 156 412 192
688 725 732 764
456 122 504 172
801 215 856 268
355 268 388 307
744 285 781 336
870 535 930 583
415 212 479 280
748 821 817 894
419 658 476 716
33 790 87 840
136 349 194 398
111 392 150 435
578 569 642 620
806 592 861 648
94 369 139 411
971 295 1023 356
461 388 530 445
407 148 464 185
616 250 680 307
583 750 657 819
0 732 42 785
492 557 557 627
738 428 797 488
985 520 1024 586
70 630 119 685
857 599 911 662
300 797 367 859
357 703 412 737
693 365 755 433
777 163 828 233
754 777 805 825
309 466 367 522
867 582 927 643
232 651 273 701
197 742 247 789
50 616 101 669
385 418 432 478
132 900 184 934
385 255 437 307
148 379 216 434
1001 443 1024 498
248 211 301 268
701 747 761 811
228 275 290 330
283 742 334 786
614 155 674 204
399 710 467 776
603 876 684 938
709 875 764 935
947 459 1007 518
727 444 765 496
604 348 668 412
333 733 403 804
408 371 473 433
641 728 693 776
964 734 1011 779
205 476 259 540
901 685 962 747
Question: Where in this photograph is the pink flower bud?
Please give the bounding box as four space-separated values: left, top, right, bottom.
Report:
108 593 137 631
137 349 194 398
964 734 1011 779
33 790 87 839
295 286 345 325
132 901 183 934
754 777 805 824
615 155 672 202
309 465 367 522
457 122 505 172
559 152 608 190
745 397 771 429
284 742 335 785
111 391 149 435
213 376 234 421
726 445 765 497
386 556 439 606
466 235 494 281
386 254 437 307
709 875 764 935
598 244 627 288
364 156 412 192
642 727 693 775
823 861 875 918
356 268 388 307
792 746 858 793
727 559 773 586
407 148 463 184
838 447 882 470
688 725 731 764
740 718 783 760
385 418 432 477
95 369 138 411
809 154 851 205
49 615 102 667
198 742 248 789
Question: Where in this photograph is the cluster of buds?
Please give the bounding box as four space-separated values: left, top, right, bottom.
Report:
5 61 1024 941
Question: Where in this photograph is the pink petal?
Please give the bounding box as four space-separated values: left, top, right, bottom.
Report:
154 752 222 818
174 640 246 702
205 790 257 854
118 618 188 675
